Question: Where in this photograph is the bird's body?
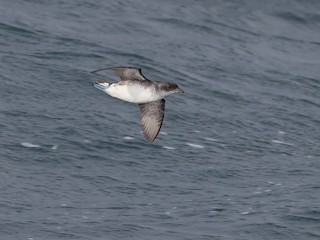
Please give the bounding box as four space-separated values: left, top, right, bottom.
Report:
92 67 183 143
95 80 163 104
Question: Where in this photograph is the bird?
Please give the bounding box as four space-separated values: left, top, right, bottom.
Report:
92 66 183 143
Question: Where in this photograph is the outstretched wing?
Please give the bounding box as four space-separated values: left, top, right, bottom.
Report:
138 99 165 143
91 66 149 81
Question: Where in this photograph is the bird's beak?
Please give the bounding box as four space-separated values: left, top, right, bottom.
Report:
179 88 184 93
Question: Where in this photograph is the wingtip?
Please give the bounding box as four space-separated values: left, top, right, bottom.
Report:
91 66 141 74
146 137 156 143
141 131 155 143
142 128 161 143
91 67 112 74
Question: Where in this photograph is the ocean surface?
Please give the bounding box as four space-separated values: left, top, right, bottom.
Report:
1 0 320 239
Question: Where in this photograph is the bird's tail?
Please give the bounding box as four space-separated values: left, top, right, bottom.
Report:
93 82 112 92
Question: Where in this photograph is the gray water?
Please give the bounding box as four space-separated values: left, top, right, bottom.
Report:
1 0 320 239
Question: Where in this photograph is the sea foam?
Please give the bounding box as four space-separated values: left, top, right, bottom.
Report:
21 142 40 148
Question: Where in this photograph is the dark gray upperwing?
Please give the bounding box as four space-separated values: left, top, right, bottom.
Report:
138 99 165 143
91 66 149 81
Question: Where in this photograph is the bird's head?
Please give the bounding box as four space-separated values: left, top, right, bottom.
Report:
158 82 184 96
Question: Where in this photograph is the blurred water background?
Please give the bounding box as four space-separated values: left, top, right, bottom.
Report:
1 0 320 239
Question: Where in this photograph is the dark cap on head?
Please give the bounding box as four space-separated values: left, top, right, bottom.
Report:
158 82 183 93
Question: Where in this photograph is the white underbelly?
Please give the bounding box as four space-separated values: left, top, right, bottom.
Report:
106 84 161 103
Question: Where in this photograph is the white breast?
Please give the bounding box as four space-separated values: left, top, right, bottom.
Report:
105 83 161 103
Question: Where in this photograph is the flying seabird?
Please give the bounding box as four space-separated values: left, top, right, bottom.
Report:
92 67 183 143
